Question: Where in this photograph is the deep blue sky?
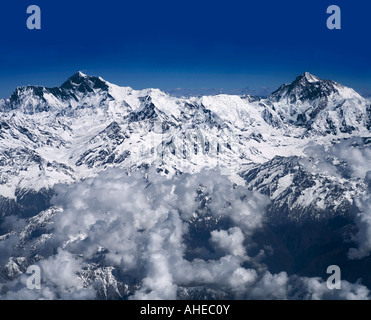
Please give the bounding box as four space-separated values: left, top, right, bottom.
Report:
0 0 370 98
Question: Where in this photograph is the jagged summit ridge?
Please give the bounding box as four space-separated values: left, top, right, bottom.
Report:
0 72 114 114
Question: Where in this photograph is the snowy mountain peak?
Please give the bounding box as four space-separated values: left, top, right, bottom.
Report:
267 73 368 134
77 71 87 78
300 72 320 83
60 72 109 93
0 72 114 114
63 71 88 84
269 73 336 103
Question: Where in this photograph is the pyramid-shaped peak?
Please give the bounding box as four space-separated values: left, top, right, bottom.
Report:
296 72 320 83
61 72 108 92
269 72 339 103
66 71 90 84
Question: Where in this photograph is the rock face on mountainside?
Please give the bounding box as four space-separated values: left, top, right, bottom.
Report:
0 72 370 299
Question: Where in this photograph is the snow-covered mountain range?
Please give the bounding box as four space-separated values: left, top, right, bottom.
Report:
0 72 370 299
0 71 369 216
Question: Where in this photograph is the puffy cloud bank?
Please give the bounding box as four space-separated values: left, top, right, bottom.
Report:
301 137 371 180
348 174 371 259
301 138 371 260
0 166 369 299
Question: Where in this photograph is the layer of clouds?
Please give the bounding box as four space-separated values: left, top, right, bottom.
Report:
348 175 371 259
301 137 371 180
210 227 246 258
301 138 371 259
0 166 369 299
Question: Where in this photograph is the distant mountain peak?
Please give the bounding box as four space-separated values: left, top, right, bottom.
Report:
70 70 88 79
266 73 367 133
62 71 93 85
61 72 109 92
269 72 339 104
